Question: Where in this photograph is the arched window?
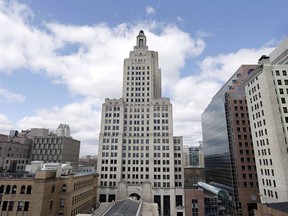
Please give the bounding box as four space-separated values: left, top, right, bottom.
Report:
51 185 55 193
0 185 4 194
20 185 26 194
12 185 17 194
49 200 53 209
5 185 11 194
26 185 32 194
62 184 67 192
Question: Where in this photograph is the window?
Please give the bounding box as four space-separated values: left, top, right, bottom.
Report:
20 185 25 194
192 199 198 216
0 185 4 194
62 184 67 192
2 201 8 211
50 200 53 209
17 201 24 211
12 185 17 194
5 185 11 194
8 201 14 211
176 195 183 206
24 202 29 211
26 185 32 194
60 198 65 207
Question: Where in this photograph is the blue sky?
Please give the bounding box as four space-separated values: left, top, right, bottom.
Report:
0 0 287 155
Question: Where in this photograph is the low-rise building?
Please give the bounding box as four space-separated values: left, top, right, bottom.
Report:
0 134 32 172
0 161 98 216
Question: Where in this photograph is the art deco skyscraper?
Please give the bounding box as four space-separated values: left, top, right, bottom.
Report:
97 30 185 216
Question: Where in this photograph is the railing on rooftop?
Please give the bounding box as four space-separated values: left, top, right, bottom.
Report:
0 173 35 179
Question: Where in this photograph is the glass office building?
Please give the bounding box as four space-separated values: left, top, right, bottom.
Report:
201 65 260 215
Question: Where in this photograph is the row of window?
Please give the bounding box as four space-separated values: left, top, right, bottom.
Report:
153 182 171 188
127 66 149 71
34 137 63 144
122 152 148 157
0 201 29 211
33 143 63 150
72 189 93 205
0 185 31 194
263 188 278 199
74 179 93 191
125 98 150 103
262 178 276 187
258 149 272 157
70 198 94 216
260 168 274 176
126 76 150 81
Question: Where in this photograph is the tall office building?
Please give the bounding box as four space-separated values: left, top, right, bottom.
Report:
97 30 185 216
244 39 288 203
31 125 80 170
202 65 260 215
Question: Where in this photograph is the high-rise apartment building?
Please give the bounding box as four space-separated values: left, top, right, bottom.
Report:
244 39 288 203
202 65 260 215
97 30 185 216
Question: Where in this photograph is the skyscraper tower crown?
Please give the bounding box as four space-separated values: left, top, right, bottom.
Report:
122 30 162 103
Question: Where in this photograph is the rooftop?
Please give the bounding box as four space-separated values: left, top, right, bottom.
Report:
266 202 288 213
102 199 141 216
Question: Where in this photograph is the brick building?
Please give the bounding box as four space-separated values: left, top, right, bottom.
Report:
0 162 98 216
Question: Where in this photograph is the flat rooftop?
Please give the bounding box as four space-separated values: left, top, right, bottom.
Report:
267 202 288 213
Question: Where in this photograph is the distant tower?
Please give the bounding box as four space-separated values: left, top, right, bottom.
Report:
97 30 185 216
55 124 71 137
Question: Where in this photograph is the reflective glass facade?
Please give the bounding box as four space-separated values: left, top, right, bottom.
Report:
202 65 260 216
202 86 232 188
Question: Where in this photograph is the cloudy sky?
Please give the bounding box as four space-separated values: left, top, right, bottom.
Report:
0 0 287 156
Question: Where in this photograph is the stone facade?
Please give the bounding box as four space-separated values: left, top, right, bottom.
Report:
244 39 288 203
0 171 98 216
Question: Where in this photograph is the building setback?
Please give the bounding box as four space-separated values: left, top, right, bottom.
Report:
244 39 288 203
202 65 260 215
97 30 185 216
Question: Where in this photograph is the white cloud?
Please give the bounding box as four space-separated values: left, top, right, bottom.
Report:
145 6 156 15
0 0 277 154
169 46 274 145
0 113 13 134
0 87 26 103
176 16 183 23
17 99 102 155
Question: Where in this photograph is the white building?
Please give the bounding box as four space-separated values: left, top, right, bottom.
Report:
97 30 185 216
244 38 288 203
